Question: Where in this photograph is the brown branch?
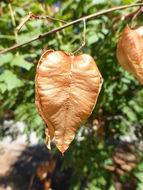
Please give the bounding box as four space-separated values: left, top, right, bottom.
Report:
112 5 143 30
111 10 138 30
16 12 67 32
16 12 33 32
131 5 143 26
0 2 143 55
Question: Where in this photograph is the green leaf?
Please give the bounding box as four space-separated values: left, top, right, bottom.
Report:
109 185 115 190
59 0 73 14
122 106 137 122
11 55 33 71
26 20 43 28
102 28 109 35
15 7 26 16
88 20 102 26
0 35 15 40
98 176 106 185
0 70 23 90
90 186 101 190
121 0 136 5
0 83 7 93
104 158 113 165
0 53 13 66
137 183 143 190
87 34 99 45
92 0 106 4
111 0 122 5
135 172 143 182
137 162 143 171
16 29 41 44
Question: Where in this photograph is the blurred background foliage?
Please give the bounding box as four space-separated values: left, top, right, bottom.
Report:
0 0 143 190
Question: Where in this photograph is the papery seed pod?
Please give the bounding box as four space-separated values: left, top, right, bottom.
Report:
116 24 143 84
35 50 102 153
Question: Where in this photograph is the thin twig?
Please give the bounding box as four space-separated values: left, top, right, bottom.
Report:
32 14 67 23
105 115 131 128
29 174 35 188
16 12 33 32
16 12 67 32
71 19 86 55
0 2 143 55
131 6 143 27
8 3 18 43
111 10 138 30
8 3 16 26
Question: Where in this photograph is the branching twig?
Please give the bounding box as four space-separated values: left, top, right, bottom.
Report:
0 2 143 55
16 12 67 32
111 10 138 30
112 5 143 30
131 6 143 27
71 19 86 55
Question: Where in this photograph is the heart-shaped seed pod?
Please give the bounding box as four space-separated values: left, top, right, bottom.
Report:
116 24 143 84
35 50 102 153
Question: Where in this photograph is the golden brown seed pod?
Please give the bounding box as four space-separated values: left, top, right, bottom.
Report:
35 50 102 153
116 24 143 84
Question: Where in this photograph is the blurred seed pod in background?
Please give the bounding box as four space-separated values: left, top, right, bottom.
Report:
105 142 137 190
116 24 143 84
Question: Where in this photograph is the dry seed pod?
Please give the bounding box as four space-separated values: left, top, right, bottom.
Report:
35 50 102 153
116 24 143 84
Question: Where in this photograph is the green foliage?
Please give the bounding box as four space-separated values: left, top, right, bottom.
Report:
0 70 23 91
0 0 143 189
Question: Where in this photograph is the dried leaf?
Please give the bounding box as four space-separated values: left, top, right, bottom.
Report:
44 179 52 190
116 168 125 176
104 165 115 172
35 50 102 153
35 66 54 150
113 156 126 165
37 160 56 181
116 24 143 84
120 164 133 172
115 152 136 162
